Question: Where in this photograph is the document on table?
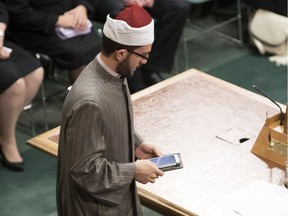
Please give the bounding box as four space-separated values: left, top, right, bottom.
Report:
224 180 288 216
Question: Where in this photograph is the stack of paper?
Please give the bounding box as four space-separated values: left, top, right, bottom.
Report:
224 180 288 216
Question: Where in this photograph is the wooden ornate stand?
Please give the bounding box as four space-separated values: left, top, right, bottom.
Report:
251 110 287 170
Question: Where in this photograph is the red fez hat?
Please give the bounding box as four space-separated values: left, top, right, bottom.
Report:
103 4 154 46
115 4 152 28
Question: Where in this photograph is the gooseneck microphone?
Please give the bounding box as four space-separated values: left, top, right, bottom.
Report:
253 85 284 126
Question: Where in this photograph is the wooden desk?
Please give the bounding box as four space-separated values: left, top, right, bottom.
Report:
27 69 285 216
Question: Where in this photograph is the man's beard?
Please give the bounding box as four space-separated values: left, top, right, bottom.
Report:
116 58 141 78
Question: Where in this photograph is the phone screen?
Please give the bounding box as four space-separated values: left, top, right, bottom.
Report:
150 154 179 169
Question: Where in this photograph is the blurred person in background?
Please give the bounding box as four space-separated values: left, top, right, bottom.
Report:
0 0 44 172
5 0 101 83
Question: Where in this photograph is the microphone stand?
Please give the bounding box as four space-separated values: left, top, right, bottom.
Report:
253 85 285 126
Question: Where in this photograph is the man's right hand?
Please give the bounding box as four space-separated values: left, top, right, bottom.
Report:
135 159 164 184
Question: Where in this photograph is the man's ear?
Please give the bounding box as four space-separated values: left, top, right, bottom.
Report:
115 49 128 61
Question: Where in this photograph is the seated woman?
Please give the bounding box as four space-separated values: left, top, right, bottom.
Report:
0 0 44 171
5 0 102 83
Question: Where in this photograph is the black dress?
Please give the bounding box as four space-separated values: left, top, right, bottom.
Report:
5 0 101 70
0 1 41 93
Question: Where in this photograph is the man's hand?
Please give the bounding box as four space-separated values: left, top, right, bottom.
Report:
135 159 164 184
135 142 162 159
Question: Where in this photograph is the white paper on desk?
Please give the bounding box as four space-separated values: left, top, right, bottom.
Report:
55 20 92 40
215 128 255 145
223 180 288 216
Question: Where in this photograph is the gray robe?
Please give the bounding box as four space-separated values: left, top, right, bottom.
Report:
56 57 144 216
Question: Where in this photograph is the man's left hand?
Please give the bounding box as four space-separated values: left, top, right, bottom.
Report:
135 142 162 159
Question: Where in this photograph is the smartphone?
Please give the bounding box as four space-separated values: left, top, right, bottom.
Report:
150 153 181 169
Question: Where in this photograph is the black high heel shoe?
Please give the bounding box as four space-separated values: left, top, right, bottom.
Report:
0 148 24 172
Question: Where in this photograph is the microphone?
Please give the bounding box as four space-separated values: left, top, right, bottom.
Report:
252 85 284 126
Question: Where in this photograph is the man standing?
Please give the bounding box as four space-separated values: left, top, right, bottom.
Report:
57 5 164 216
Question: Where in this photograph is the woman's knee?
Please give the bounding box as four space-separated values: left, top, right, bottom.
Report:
33 67 44 84
7 78 26 97
25 67 44 87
